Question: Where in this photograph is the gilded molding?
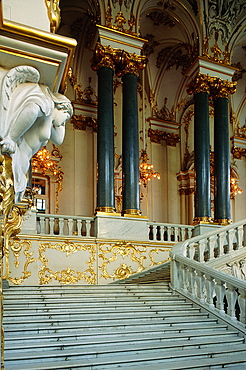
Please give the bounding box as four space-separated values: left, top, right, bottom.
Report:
186 73 211 95
91 43 120 71
148 128 180 147
38 241 96 284
71 115 98 132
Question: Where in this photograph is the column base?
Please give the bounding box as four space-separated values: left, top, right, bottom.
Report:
95 206 116 215
214 218 232 226
193 216 212 225
122 209 142 218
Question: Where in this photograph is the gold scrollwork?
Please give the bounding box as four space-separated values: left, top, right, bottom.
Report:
99 241 169 281
99 242 146 280
148 248 170 268
3 239 36 285
38 241 96 284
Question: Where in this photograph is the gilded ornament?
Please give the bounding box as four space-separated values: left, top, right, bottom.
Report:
117 51 147 77
38 241 96 284
148 128 180 147
71 115 98 132
45 0 61 33
209 77 237 99
91 43 120 71
3 239 35 285
186 73 211 95
99 242 146 280
232 147 246 160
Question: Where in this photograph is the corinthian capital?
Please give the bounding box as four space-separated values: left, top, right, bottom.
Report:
91 43 121 71
186 73 211 95
210 77 237 99
116 51 147 77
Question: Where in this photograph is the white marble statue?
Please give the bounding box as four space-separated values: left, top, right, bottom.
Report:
0 66 73 203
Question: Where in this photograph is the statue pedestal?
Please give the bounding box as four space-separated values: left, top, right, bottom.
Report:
94 214 149 241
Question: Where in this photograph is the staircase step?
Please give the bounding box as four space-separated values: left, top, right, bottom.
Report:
5 344 246 369
5 329 240 353
4 283 246 369
4 323 229 343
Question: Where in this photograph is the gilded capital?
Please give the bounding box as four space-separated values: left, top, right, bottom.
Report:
117 51 147 77
186 73 211 95
210 77 237 99
91 43 120 71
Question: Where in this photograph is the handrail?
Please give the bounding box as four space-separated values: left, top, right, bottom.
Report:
170 219 246 331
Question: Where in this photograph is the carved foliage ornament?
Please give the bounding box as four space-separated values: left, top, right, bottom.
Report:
207 0 246 43
148 128 180 146
156 39 199 74
106 0 136 35
187 73 237 99
71 115 98 132
91 43 147 77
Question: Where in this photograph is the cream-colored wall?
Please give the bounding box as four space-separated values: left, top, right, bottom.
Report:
2 0 50 31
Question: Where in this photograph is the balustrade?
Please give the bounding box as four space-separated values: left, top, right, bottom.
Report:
37 214 94 238
148 222 193 243
170 219 246 329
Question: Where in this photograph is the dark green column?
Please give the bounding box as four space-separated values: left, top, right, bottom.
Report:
194 91 211 222
96 66 115 212
122 72 140 215
214 97 230 223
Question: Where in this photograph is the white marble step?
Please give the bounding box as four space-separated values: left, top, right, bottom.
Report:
5 343 246 369
4 317 222 336
4 301 193 313
4 283 246 369
5 328 240 353
4 323 229 343
3 306 202 321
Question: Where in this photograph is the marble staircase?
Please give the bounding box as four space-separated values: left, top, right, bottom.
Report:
3 283 246 369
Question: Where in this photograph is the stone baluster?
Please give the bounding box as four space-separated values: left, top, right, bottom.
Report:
214 278 226 315
225 283 238 320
